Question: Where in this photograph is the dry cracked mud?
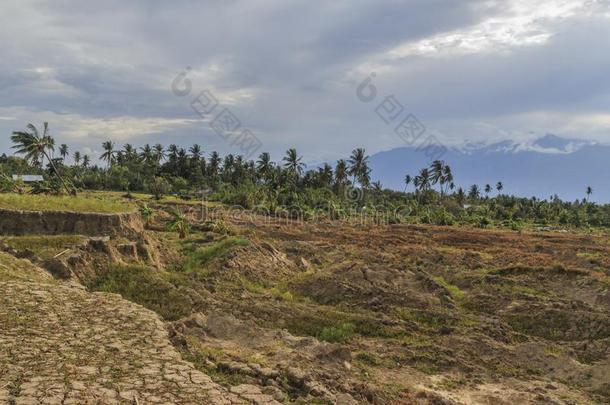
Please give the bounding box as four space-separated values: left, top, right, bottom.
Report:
0 254 278 404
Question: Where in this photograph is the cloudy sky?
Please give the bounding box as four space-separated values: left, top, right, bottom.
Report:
1 0 609 163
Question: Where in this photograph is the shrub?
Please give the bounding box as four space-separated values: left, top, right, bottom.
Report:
318 322 356 343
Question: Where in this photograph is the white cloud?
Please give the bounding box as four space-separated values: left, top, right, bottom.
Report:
385 0 589 59
1 0 610 162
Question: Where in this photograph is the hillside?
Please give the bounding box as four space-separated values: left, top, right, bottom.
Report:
1 196 609 404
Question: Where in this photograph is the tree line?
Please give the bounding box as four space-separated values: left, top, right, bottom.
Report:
1 122 605 229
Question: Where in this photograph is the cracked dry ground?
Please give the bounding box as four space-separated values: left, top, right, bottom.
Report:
0 255 275 404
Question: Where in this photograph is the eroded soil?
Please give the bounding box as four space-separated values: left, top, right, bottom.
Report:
1 204 610 404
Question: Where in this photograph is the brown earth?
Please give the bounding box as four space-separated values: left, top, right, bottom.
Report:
0 252 281 404
0 208 143 237
1 204 610 404
162 211 610 404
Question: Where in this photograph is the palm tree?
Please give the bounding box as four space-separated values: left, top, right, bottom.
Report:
404 174 412 192
59 144 69 163
100 141 115 167
414 168 431 192
468 184 480 201
484 184 492 197
123 144 136 162
73 151 81 166
441 165 453 196
283 148 305 177
256 152 273 182
11 122 72 194
153 144 165 163
586 186 593 202
140 144 154 164
496 182 503 194
430 160 444 194
189 144 202 160
82 154 90 168
347 148 369 187
167 144 179 160
334 159 348 190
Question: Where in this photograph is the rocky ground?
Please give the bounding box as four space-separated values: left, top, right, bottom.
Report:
1 201 610 404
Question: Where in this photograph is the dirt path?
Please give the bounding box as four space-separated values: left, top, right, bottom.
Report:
0 279 259 404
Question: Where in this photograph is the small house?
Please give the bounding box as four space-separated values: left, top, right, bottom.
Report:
12 175 44 183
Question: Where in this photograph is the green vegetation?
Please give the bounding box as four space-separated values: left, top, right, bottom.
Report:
89 264 193 321
318 322 356 343
1 122 607 229
0 192 132 213
181 236 249 274
166 209 191 239
89 236 251 321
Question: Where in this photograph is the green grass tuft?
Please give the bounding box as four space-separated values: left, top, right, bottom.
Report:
89 264 192 321
181 236 250 274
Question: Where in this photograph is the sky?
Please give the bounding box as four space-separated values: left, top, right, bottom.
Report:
1 0 609 164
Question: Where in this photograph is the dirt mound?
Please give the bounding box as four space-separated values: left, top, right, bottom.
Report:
0 208 143 237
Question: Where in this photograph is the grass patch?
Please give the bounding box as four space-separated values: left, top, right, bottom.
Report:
318 322 355 343
89 264 192 321
181 236 250 274
355 351 383 366
0 192 133 213
0 252 54 283
576 251 602 258
432 276 466 301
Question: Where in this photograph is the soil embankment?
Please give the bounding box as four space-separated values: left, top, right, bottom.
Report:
0 208 143 237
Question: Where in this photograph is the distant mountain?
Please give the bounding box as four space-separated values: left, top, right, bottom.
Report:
368 135 608 202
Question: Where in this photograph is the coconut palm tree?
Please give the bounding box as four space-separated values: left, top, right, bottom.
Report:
100 141 115 167
347 148 369 187
140 144 154 164
82 154 90 168
484 184 492 197
334 159 348 191
404 174 412 192
189 144 202 160
496 181 503 194
283 148 305 177
123 144 137 162
73 151 81 166
586 186 593 202
153 144 165 163
11 122 73 194
430 160 444 193
414 168 431 192
256 152 273 183
59 144 69 163
468 184 480 201
441 165 453 196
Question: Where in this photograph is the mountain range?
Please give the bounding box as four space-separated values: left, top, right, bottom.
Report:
368 134 608 202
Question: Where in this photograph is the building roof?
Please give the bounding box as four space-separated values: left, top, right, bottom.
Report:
12 175 44 182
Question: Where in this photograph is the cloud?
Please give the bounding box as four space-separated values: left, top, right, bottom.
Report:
0 0 609 163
